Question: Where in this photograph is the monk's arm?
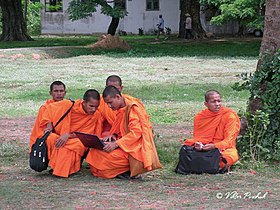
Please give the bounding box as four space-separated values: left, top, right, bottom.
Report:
116 107 142 150
184 115 200 146
214 113 240 150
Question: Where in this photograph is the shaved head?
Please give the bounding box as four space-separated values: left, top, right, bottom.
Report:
106 75 122 86
83 89 100 102
103 85 122 98
50 81 65 92
204 90 220 102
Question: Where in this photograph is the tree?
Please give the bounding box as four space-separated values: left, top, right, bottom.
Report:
236 0 280 162
0 0 33 41
67 0 127 36
200 0 265 35
259 0 280 55
178 0 206 38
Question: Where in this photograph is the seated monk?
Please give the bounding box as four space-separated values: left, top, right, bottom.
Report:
29 81 66 152
86 86 162 179
184 90 240 169
99 75 146 137
40 89 102 178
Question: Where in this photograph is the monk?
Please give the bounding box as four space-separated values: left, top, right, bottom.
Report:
40 89 102 178
86 86 162 179
99 75 146 137
29 81 66 152
184 90 241 169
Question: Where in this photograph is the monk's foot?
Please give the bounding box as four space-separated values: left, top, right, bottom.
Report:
130 174 142 180
48 169 53 175
116 171 131 180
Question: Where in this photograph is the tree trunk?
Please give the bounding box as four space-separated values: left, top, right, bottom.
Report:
0 0 33 41
107 17 119 36
23 0 29 21
260 0 280 56
178 0 187 38
247 0 280 114
179 0 206 38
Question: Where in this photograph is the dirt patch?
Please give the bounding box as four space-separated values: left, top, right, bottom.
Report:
0 117 34 143
0 117 191 144
89 34 131 51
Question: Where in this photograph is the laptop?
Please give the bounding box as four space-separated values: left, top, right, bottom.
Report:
74 131 105 150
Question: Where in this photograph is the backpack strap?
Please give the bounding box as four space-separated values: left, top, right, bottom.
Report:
52 99 75 133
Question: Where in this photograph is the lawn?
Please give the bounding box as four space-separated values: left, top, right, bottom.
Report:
1 36 279 209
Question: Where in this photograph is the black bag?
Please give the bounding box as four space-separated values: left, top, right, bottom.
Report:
175 145 227 175
29 131 51 172
29 100 75 172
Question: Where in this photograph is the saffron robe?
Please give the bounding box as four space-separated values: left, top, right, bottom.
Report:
86 97 162 178
184 107 240 167
99 94 146 137
41 99 102 178
29 99 55 152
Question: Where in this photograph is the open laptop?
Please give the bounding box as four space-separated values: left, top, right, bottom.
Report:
74 131 105 150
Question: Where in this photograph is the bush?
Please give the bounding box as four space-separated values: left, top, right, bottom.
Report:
26 2 41 35
165 27 171 35
235 50 280 162
138 27 144 35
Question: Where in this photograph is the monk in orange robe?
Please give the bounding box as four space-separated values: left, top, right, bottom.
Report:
29 81 66 152
184 90 240 168
99 75 146 137
40 89 102 178
86 86 162 179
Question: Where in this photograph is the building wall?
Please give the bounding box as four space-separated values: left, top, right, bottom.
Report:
41 0 238 35
41 0 180 35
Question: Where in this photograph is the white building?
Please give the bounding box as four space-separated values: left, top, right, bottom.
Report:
41 0 238 35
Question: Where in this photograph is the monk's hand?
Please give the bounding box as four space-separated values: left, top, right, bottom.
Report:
194 142 203 151
103 141 119 153
102 134 117 142
55 133 70 149
44 122 53 133
202 143 215 151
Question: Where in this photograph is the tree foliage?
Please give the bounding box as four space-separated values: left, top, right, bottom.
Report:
235 50 280 162
26 1 41 35
67 0 127 35
200 0 265 33
68 0 126 20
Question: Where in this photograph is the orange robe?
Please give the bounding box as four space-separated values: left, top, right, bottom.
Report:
40 99 102 178
184 107 240 167
99 94 146 137
29 99 55 152
86 97 161 178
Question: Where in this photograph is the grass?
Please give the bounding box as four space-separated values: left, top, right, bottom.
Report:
1 36 279 209
0 35 261 58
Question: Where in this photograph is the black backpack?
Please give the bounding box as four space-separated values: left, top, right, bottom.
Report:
29 100 74 172
29 131 51 172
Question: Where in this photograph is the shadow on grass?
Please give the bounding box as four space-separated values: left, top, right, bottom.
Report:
3 36 261 59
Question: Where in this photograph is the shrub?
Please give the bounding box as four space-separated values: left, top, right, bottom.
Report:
165 27 171 35
138 27 144 35
234 50 280 162
26 2 42 35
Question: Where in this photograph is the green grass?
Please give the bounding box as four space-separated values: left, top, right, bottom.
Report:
0 35 261 58
0 36 99 49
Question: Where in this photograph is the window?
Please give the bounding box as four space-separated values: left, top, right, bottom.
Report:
146 0 159 11
45 0 63 12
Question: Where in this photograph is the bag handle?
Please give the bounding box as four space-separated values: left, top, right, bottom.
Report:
219 156 228 174
52 99 75 133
